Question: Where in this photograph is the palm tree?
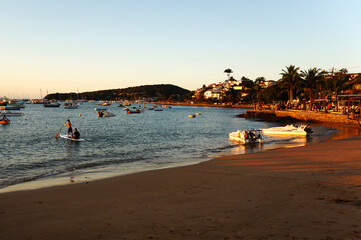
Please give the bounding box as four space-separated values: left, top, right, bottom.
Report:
325 69 350 111
280 65 301 103
300 68 324 110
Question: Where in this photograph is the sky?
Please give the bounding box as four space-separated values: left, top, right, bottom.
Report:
1 0 361 99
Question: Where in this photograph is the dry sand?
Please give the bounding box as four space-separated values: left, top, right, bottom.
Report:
0 136 361 239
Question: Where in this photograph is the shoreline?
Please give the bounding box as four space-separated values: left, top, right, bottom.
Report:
0 134 360 239
1 115 359 194
0 121 355 194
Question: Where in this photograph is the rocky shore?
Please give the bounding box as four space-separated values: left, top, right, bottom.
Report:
238 109 361 127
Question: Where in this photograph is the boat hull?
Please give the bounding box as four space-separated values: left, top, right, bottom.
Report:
229 130 264 144
261 125 312 136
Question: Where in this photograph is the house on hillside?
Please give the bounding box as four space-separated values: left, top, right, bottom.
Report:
260 80 276 88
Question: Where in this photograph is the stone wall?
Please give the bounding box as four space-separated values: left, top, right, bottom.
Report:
244 110 360 127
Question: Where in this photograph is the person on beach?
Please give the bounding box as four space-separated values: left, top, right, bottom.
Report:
65 119 73 138
72 128 80 140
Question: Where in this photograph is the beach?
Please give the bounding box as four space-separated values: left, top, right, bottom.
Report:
0 135 360 239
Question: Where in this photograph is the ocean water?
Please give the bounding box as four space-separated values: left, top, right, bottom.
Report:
0 103 338 191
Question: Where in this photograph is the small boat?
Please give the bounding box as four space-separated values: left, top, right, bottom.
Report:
261 124 313 136
0 110 23 116
127 109 141 114
64 102 79 109
0 106 21 110
154 108 163 111
98 111 116 117
122 108 129 111
188 114 196 118
229 130 264 144
8 101 25 109
0 117 10 125
43 102 61 107
94 107 107 111
102 102 112 106
59 134 85 142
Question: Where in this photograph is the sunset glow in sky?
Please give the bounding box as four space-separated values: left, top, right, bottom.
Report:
1 0 361 98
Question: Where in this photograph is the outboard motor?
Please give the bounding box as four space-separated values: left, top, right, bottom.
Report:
304 125 313 133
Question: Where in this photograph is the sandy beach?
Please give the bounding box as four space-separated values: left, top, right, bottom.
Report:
1 136 361 239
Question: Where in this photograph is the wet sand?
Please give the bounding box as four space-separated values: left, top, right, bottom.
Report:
0 136 361 239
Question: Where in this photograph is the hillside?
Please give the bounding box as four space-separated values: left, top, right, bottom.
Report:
45 84 191 101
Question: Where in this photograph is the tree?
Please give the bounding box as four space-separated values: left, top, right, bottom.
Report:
300 68 324 109
254 76 266 85
325 69 350 111
224 68 233 79
280 65 301 103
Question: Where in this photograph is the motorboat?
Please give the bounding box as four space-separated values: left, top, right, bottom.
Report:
97 111 116 117
229 129 264 144
127 109 141 114
0 116 10 125
95 107 107 111
261 124 313 136
64 102 79 109
1 110 23 116
102 102 112 106
0 106 21 110
8 101 25 109
43 101 61 107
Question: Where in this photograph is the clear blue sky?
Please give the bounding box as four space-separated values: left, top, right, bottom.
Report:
1 0 361 98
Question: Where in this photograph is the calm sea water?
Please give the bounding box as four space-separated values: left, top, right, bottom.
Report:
0 103 338 190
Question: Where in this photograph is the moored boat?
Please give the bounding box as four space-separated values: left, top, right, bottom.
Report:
43 101 61 107
0 106 21 110
261 124 313 136
102 102 112 106
229 129 264 144
64 102 79 109
97 111 116 117
127 109 141 114
95 107 107 111
0 116 10 125
0 110 23 116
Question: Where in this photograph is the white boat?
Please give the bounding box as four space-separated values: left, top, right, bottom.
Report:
0 110 23 116
229 130 264 144
261 124 313 136
64 102 79 109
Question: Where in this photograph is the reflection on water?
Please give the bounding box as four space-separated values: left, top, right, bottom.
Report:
65 140 81 158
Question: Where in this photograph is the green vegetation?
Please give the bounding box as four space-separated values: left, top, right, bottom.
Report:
45 84 191 101
193 66 361 109
45 67 360 109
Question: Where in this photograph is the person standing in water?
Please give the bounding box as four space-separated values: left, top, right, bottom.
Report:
65 119 73 138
